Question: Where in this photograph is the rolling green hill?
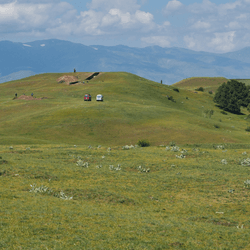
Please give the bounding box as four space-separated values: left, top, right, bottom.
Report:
1 73 250 249
173 77 229 93
0 72 249 146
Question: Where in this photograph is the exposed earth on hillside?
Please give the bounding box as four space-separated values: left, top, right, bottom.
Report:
15 95 47 100
57 75 79 85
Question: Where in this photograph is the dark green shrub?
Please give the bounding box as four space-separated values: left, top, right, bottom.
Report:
214 124 220 129
186 97 189 100
137 139 150 147
173 88 179 92
168 96 176 102
209 90 213 94
246 127 250 132
195 87 204 92
221 111 227 115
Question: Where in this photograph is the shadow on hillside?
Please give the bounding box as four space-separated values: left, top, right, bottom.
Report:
215 105 245 115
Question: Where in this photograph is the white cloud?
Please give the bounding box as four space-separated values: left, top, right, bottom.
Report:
236 13 248 20
135 10 153 24
209 31 236 52
141 36 172 47
226 21 241 29
163 0 183 15
188 0 217 14
191 21 210 29
109 9 131 25
183 35 196 50
183 31 236 53
2 0 250 53
0 1 76 32
87 0 140 12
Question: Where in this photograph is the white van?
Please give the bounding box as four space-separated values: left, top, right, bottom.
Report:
96 94 103 101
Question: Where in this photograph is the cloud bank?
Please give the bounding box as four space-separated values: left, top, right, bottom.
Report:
1 0 250 52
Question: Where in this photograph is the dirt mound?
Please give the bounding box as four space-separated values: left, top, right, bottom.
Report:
15 95 47 100
57 75 79 85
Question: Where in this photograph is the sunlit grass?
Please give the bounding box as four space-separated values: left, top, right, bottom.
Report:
1 143 250 249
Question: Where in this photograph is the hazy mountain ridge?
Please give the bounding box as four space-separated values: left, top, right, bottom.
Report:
1 39 250 84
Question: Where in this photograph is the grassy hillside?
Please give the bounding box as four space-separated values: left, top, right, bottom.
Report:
1 73 250 249
173 77 229 93
0 72 249 146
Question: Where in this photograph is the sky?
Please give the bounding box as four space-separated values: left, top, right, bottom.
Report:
0 0 250 53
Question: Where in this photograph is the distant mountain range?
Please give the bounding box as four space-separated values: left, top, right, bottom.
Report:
1 39 250 85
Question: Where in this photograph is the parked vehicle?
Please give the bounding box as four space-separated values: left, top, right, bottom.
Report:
84 94 91 101
96 94 103 101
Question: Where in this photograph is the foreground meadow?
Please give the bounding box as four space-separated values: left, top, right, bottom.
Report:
1 143 250 249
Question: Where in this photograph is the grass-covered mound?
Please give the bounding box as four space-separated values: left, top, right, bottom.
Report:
173 77 228 93
0 72 249 146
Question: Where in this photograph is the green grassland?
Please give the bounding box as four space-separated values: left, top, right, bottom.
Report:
1 144 250 249
1 73 250 249
0 72 249 146
173 77 229 93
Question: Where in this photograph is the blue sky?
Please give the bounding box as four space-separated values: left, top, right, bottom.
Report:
0 0 249 53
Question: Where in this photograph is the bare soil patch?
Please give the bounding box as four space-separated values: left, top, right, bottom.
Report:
15 95 47 100
57 75 79 85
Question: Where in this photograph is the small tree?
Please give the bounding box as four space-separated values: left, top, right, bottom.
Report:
137 139 150 147
214 80 250 113
195 87 204 92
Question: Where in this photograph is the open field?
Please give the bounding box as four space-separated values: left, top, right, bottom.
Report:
1 73 250 249
0 72 250 146
1 143 250 249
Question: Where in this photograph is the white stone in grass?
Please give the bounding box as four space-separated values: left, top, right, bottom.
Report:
171 146 180 152
176 154 185 159
76 160 88 168
122 145 134 149
241 158 250 166
221 159 227 164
